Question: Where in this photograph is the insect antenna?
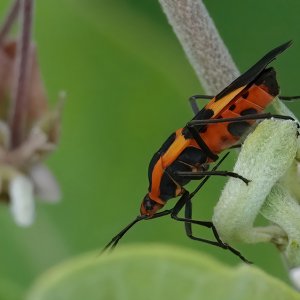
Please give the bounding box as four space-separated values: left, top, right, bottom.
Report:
101 215 147 253
101 152 231 255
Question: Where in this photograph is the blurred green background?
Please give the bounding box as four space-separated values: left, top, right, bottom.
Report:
0 0 300 296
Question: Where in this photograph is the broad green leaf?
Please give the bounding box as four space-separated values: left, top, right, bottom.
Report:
26 244 300 300
0 277 24 300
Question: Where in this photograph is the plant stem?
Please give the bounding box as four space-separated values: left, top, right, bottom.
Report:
0 0 21 46
158 0 239 94
10 0 34 149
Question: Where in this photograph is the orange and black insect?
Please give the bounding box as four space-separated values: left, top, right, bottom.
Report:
103 41 298 262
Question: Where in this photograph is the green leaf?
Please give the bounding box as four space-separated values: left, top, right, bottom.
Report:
0 277 24 300
26 244 300 300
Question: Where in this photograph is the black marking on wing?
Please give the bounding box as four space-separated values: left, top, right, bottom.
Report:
240 108 258 116
229 104 236 111
183 108 214 138
227 122 251 137
242 91 249 99
193 108 214 121
255 67 279 96
215 41 292 101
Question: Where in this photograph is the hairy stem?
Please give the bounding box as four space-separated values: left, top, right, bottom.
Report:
159 0 239 94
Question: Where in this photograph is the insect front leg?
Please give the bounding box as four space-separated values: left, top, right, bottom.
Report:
175 170 250 184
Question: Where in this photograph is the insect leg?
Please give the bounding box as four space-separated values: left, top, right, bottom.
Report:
185 125 219 161
229 144 242 149
170 153 251 263
170 190 215 227
188 94 300 115
183 198 252 263
187 112 295 127
186 113 298 162
141 190 249 261
189 94 214 114
168 190 251 263
174 170 250 184
279 95 300 101
150 152 229 224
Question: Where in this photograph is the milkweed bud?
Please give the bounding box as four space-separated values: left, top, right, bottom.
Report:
213 119 298 244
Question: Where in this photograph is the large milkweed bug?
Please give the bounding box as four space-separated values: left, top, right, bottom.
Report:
103 41 298 262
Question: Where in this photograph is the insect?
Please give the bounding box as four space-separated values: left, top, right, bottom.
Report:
103 41 298 262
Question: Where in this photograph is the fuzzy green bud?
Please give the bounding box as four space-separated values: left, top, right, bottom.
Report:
213 119 298 244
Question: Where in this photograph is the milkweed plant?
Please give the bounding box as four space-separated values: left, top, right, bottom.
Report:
160 0 300 291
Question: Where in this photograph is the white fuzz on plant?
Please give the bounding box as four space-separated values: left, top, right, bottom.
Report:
261 184 300 268
28 163 61 202
273 97 300 205
158 0 239 94
280 159 300 204
289 268 300 291
9 174 35 226
212 120 298 244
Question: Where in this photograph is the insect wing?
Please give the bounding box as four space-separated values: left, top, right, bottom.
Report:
204 41 292 118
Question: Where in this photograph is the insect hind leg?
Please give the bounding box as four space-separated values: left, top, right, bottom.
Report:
187 112 296 127
169 190 252 263
183 197 252 263
279 95 300 101
168 155 252 263
188 94 300 116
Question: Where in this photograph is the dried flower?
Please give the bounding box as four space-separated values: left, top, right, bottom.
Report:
0 0 62 226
